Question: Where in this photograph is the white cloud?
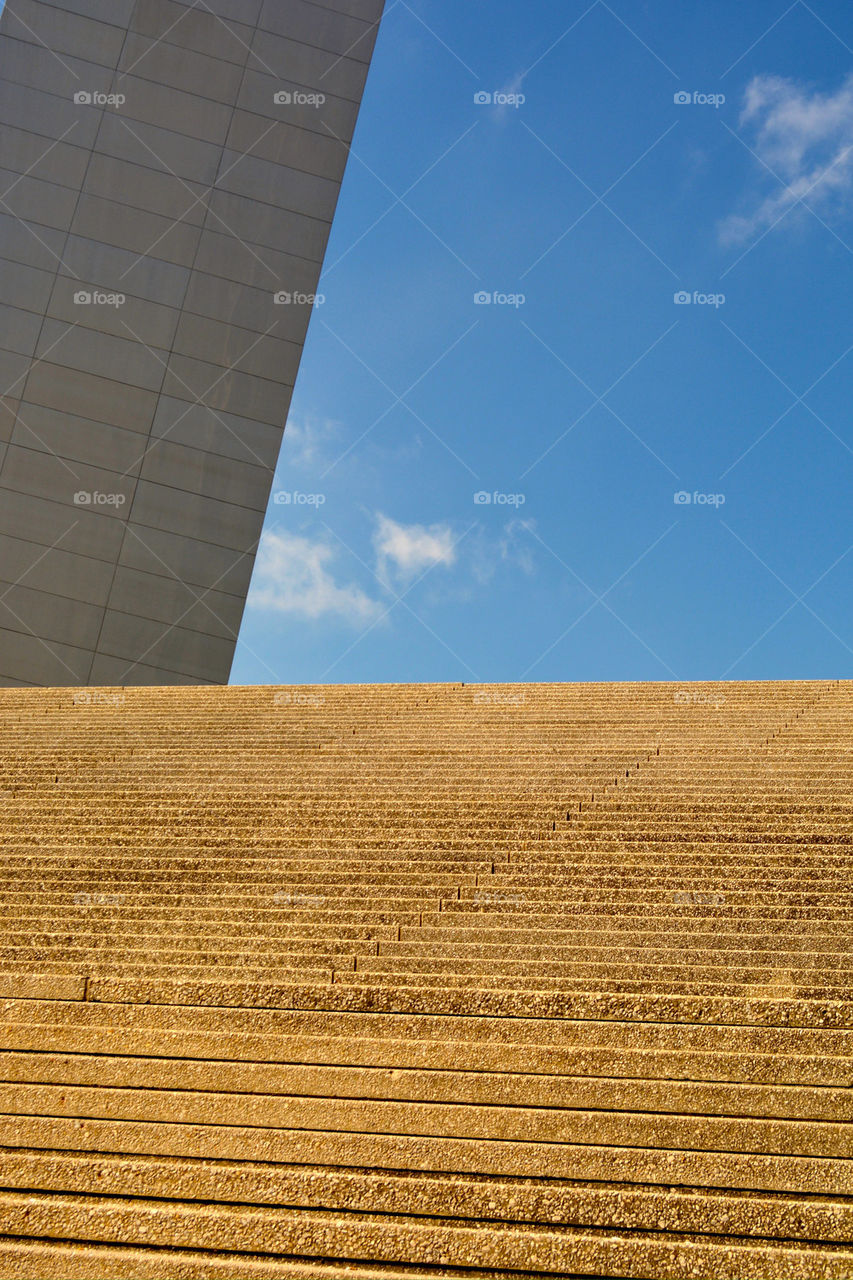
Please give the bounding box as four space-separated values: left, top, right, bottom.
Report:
280 416 340 469
721 73 853 245
248 530 382 624
373 513 457 584
248 513 534 628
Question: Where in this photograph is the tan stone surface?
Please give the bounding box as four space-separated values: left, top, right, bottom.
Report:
0 680 852 1276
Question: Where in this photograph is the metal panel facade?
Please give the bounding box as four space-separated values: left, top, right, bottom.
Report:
0 0 383 685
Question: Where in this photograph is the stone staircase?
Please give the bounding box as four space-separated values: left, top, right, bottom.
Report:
0 680 850 1278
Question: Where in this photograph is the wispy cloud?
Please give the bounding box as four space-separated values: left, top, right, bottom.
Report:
373 513 457 584
500 517 536 574
248 530 382 624
280 416 340 469
721 73 853 245
250 513 536 626
471 518 537 584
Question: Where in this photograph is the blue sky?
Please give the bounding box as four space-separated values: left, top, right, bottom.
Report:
233 0 853 686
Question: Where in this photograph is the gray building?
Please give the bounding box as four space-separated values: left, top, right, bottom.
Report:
0 0 384 685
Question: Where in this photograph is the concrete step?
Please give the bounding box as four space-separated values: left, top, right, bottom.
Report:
0 1193 852 1278
1 678 851 1275
4 1021 848 1085
0 1238 589 1280
4 1081 849 1157
6 997 853 1047
3 1150 851 1243
2 1052 850 1120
